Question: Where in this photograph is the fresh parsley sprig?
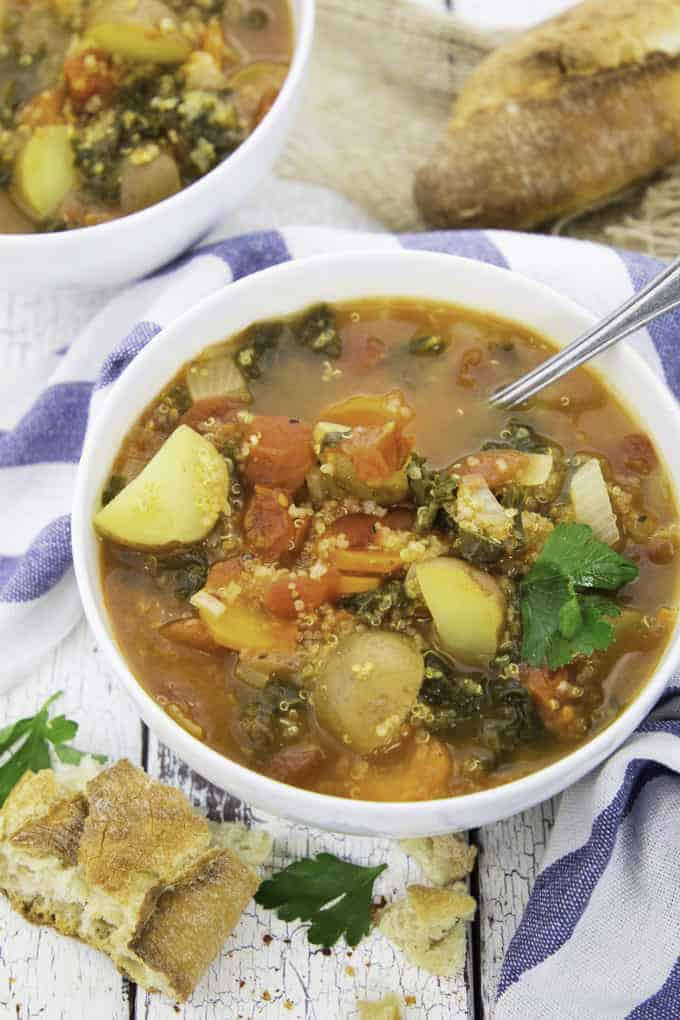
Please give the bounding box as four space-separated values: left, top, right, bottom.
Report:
255 853 387 948
0 692 105 808
520 523 639 670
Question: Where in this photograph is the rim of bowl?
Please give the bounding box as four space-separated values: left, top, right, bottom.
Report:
0 0 314 251
72 249 680 830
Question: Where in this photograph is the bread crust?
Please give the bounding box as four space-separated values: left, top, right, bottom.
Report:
0 762 263 1001
416 0 680 229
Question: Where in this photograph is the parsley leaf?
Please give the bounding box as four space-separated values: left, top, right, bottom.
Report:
0 693 106 808
255 852 387 948
520 524 638 670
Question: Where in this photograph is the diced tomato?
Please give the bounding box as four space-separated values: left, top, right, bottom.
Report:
330 548 404 576
267 743 325 784
382 508 416 531
343 333 387 372
242 416 314 493
522 667 589 742
205 558 243 593
454 449 527 490
179 396 243 433
63 50 117 110
325 513 378 547
622 433 657 475
339 424 413 483
160 617 223 655
264 567 340 619
457 346 483 388
243 486 303 562
19 88 65 127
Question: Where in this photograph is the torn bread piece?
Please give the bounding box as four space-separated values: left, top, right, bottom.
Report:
357 993 403 1019
399 834 477 887
0 759 271 1001
378 885 476 977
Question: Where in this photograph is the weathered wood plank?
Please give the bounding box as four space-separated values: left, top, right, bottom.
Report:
476 799 556 1017
139 734 474 1019
0 619 142 1020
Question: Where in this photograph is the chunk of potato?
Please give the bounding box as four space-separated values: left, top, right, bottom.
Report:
12 125 76 221
192 591 298 655
313 631 424 754
94 425 228 548
119 152 181 215
416 557 505 664
85 0 191 63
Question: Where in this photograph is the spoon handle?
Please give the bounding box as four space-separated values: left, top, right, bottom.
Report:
490 255 680 409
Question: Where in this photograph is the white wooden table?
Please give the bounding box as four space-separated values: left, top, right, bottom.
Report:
0 204 557 1020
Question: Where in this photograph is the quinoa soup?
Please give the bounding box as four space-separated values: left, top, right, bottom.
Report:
0 0 292 231
96 298 679 801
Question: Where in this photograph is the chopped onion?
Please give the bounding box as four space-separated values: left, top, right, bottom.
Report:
570 458 619 545
190 590 226 616
456 474 514 542
515 452 553 486
187 352 251 403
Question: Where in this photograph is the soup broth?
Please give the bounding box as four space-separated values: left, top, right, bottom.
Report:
98 298 679 801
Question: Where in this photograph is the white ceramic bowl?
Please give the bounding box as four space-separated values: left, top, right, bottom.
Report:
72 250 680 837
1 0 314 290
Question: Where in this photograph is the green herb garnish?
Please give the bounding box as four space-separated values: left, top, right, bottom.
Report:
0 693 106 808
520 523 639 669
255 853 387 948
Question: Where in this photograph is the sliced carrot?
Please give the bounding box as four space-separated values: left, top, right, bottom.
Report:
330 548 404 576
335 574 381 596
243 486 300 563
264 568 340 619
319 389 414 428
242 415 314 493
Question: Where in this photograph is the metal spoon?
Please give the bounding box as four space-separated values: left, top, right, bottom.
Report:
490 255 680 409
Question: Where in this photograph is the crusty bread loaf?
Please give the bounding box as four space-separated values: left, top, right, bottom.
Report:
0 760 271 1001
416 0 680 229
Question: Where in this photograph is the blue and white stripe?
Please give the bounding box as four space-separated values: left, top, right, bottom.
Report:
1 226 678 1016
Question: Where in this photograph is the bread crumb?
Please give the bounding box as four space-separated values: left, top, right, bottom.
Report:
399 833 477 886
378 885 476 977
357 992 403 1019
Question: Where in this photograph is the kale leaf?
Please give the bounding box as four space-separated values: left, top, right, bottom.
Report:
407 453 459 532
340 579 412 629
482 420 548 454
295 304 342 358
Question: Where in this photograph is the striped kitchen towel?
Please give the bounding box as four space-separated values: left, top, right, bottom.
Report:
1 227 679 1017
